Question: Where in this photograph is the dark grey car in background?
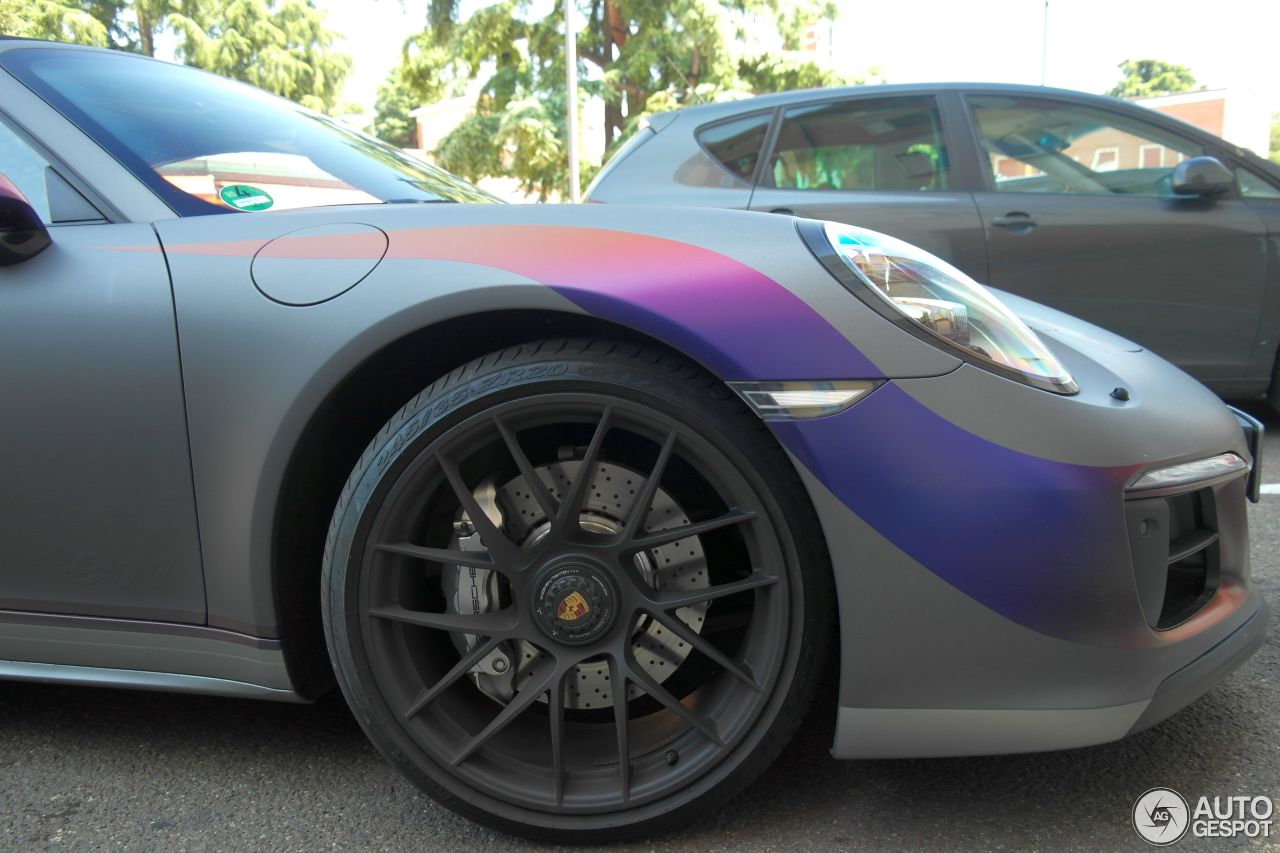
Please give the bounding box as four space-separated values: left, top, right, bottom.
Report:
587 83 1280 404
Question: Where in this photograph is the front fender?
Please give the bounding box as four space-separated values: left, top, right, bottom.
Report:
153 204 958 636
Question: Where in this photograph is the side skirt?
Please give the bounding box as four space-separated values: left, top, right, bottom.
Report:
0 609 303 702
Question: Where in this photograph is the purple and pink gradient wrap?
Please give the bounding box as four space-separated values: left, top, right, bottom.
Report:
155 223 1151 644
390 225 1152 644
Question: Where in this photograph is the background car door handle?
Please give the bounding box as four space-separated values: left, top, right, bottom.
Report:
990 213 1038 233
769 208 794 215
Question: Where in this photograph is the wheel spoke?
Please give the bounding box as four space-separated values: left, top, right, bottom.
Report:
644 608 762 692
648 571 779 611
626 657 724 746
403 636 503 719
630 508 756 551
557 407 613 530
608 655 631 802
621 428 677 538
452 665 554 766
375 540 493 569
436 452 521 564
368 604 517 636
547 667 568 806
494 416 560 521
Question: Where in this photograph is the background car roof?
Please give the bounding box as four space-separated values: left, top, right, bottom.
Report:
656 80 1278 170
662 81 1165 120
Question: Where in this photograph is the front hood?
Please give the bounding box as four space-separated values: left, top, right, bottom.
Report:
991 286 1144 354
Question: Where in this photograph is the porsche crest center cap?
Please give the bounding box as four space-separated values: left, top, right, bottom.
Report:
534 564 616 645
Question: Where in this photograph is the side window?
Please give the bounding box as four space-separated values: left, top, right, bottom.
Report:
695 112 772 183
1236 166 1280 200
0 119 101 224
968 95 1204 196
766 96 949 192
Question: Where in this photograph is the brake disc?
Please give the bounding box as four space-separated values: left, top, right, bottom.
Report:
444 458 709 709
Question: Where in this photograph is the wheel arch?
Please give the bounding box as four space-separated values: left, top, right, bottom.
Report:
271 309 766 696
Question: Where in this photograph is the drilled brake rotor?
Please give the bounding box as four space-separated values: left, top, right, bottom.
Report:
449 459 709 709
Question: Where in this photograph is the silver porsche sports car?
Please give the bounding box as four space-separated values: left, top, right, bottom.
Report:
0 39 1268 841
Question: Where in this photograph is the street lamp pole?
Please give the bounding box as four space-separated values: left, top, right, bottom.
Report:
564 0 580 203
1040 0 1048 85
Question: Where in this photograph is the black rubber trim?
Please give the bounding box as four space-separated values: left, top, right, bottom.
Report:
1126 600 1270 735
1228 405 1263 503
795 218 1079 395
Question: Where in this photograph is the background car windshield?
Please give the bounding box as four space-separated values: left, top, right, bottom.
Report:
2 48 497 215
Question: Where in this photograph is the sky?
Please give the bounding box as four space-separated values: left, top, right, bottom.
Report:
317 0 1280 115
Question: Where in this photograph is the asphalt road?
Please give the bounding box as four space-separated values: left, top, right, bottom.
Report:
3 406 1279 852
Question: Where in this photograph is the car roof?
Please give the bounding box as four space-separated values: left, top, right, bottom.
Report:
663 81 1143 122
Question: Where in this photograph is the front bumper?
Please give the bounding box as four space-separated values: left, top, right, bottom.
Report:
1127 598 1269 735
769 321 1268 759
830 600 1268 758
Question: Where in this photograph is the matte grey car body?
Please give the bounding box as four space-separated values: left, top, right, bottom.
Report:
587 83 1280 400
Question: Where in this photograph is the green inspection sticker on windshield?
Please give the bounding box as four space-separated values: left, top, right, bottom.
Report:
219 184 274 211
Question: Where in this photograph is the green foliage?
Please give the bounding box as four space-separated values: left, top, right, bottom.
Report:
168 0 351 113
398 0 862 199
435 113 504 182
1107 59 1198 99
373 70 419 148
1 0 350 113
737 53 872 94
0 0 111 46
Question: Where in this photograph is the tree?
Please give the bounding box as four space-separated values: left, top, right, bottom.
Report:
373 70 419 148
1270 116 1280 166
168 0 351 113
0 0 111 46
1 0 351 114
398 0 859 199
1107 59 1197 99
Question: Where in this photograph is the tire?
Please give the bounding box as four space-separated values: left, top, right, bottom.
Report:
322 339 833 841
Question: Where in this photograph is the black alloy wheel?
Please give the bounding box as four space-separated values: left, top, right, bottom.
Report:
323 340 832 841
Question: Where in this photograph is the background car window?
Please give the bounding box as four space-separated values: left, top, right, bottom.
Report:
695 112 772 182
969 95 1204 196
1236 166 1280 199
766 96 949 192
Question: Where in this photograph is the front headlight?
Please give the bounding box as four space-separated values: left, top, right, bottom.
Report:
804 221 1077 394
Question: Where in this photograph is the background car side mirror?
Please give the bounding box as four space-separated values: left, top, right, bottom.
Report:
1171 156 1234 198
0 173 52 266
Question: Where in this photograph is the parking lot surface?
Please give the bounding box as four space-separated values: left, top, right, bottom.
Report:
2 404 1278 852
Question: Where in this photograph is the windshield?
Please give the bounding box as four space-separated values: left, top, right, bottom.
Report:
2 47 497 215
